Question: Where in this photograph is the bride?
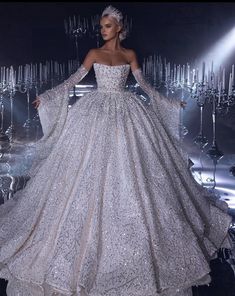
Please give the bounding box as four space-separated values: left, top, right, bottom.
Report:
0 5 232 296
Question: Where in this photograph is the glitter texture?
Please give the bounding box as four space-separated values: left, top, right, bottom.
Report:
0 63 232 296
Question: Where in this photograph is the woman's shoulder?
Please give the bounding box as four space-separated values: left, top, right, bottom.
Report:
86 48 100 56
122 48 138 63
87 47 109 57
122 48 137 58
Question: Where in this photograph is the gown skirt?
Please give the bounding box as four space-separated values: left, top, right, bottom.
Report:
0 63 232 296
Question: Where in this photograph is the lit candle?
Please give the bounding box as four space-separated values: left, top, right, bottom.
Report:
187 63 190 84
211 71 214 89
167 62 170 80
182 64 185 84
204 74 208 90
35 64 37 81
214 74 218 90
30 63 33 83
17 65 21 83
208 70 211 88
39 63 42 82
192 68 196 83
196 68 199 83
222 68 225 90
173 64 176 82
171 69 173 81
177 65 180 83
9 66 15 89
3 66 5 82
218 82 221 104
228 73 232 96
165 63 168 81
202 61 205 83
6 67 9 84
231 64 234 87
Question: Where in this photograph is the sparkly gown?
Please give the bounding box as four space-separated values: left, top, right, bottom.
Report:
0 63 232 296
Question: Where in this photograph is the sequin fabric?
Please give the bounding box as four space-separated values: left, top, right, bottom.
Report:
0 63 232 296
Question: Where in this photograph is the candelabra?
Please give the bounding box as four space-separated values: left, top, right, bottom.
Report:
189 62 235 188
64 15 89 61
142 55 235 191
17 64 36 139
0 93 10 156
89 15 101 48
206 64 234 163
143 56 189 143
179 87 189 142
65 14 132 51
206 92 224 163
4 66 17 143
190 80 208 151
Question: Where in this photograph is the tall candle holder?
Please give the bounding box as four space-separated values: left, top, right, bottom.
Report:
19 64 35 138
190 81 209 150
206 93 224 163
5 66 17 143
89 15 101 48
179 87 189 143
64 15 89 61
205 64 235 163
5 90 15 143
0 94 10 156
65 14 132 51
0 67 11 154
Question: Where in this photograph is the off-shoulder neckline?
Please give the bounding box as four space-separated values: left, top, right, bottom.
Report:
93 63 130 68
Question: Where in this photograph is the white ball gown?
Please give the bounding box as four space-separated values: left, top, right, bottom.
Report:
0 63 232 296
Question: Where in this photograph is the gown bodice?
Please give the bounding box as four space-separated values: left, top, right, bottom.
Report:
93 63 130 92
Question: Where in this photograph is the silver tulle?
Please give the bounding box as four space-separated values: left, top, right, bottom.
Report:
0 63 232 296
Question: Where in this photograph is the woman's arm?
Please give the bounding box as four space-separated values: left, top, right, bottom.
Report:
33 49 97 108
128 50 186 109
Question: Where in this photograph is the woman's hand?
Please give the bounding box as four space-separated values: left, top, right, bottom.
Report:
32 96 41 109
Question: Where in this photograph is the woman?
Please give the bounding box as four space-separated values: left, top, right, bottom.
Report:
0 5 232 296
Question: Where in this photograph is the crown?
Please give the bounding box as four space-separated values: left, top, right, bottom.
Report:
101 5 123 24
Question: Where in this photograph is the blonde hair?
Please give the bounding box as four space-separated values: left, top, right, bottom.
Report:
101 5 127 41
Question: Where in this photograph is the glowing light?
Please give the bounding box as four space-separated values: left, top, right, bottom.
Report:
75 84 95 88
215 186 235 196
197 26 235 73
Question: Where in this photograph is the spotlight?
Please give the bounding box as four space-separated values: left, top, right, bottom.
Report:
198 26 235 71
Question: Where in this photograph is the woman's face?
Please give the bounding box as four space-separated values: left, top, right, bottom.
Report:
100 16 121 41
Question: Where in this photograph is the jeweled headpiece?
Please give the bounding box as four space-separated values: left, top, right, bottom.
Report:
101 5 123 24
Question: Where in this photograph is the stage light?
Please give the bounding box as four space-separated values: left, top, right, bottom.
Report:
198 26 235 73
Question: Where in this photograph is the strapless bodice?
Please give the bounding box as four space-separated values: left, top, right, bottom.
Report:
93 63 130 92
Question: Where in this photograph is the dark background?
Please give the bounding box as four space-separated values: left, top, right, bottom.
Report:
1 2 235 67
0 1 235 155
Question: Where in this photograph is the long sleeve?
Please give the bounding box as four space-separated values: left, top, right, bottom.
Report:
28 65 88 178
132 68 182 138
38 64 88 104
132 68 180 108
